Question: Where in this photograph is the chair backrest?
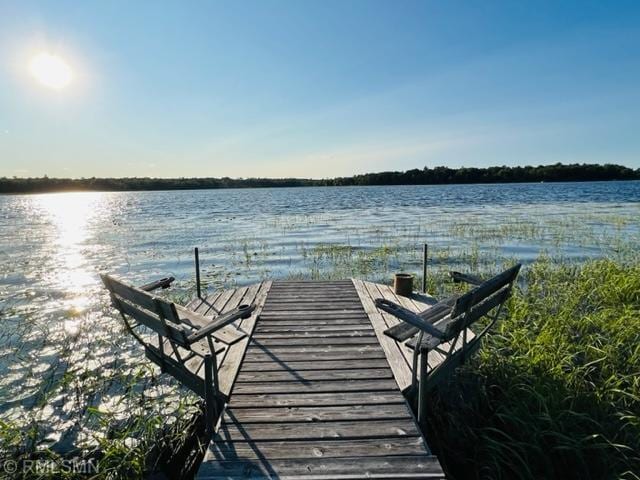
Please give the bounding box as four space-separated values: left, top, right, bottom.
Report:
440 263 521 340
101 274 189 347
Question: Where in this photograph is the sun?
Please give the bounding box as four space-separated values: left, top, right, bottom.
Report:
29 52 73 89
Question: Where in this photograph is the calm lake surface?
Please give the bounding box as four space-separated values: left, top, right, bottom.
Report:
1 181 640 452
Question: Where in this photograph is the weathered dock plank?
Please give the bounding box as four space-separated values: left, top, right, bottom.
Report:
206 437 429 460
230 378 400 394
240 359 392 371
198 455 444 479
227 404 413 423
353 279 415 391
215 418 422 442
235 368 393 383
228 391 406 408
197 280 444 479
216 281 273 397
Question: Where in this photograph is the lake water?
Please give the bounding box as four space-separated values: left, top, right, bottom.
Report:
1 181 639 454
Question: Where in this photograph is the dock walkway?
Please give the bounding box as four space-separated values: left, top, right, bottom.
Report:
196 280 445 479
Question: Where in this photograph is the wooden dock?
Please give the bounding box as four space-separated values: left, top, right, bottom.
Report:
195 280 446 479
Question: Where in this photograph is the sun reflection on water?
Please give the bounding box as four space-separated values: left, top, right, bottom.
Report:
33 192 105 322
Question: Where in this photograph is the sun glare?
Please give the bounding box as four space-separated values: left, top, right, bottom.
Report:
35 192 104 314
29 52 73 89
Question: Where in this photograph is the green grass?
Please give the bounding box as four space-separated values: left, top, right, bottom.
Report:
425 258 640 480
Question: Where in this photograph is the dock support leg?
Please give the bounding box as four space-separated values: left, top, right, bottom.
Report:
203 354 217 437
208 337 220 400
462 328 467 364
417 346 429 430
422 243 428 294
195 247 202 299
158 333 166 373
410 331 424 409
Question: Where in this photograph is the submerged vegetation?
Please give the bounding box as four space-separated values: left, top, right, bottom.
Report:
1 162 638 193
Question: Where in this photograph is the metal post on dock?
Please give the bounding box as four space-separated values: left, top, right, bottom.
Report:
195 247 202 299
422 243 428 294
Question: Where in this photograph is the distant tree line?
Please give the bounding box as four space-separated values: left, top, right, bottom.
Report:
1 163 638 194
330 163 640 186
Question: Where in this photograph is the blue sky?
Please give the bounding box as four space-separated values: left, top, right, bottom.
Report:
1 1 639 178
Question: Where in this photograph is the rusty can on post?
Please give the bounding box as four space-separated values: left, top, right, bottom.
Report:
393 273 414 297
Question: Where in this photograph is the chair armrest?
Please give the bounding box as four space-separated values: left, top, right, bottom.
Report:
139 277 175 292
383 296 457 342
449 271 483 286
185 304 255 344
175 304 245 345
375 299 447 339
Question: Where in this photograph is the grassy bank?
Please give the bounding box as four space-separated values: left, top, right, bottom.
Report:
426 258 640 480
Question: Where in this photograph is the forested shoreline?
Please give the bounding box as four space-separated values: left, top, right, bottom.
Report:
1 162 638 194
